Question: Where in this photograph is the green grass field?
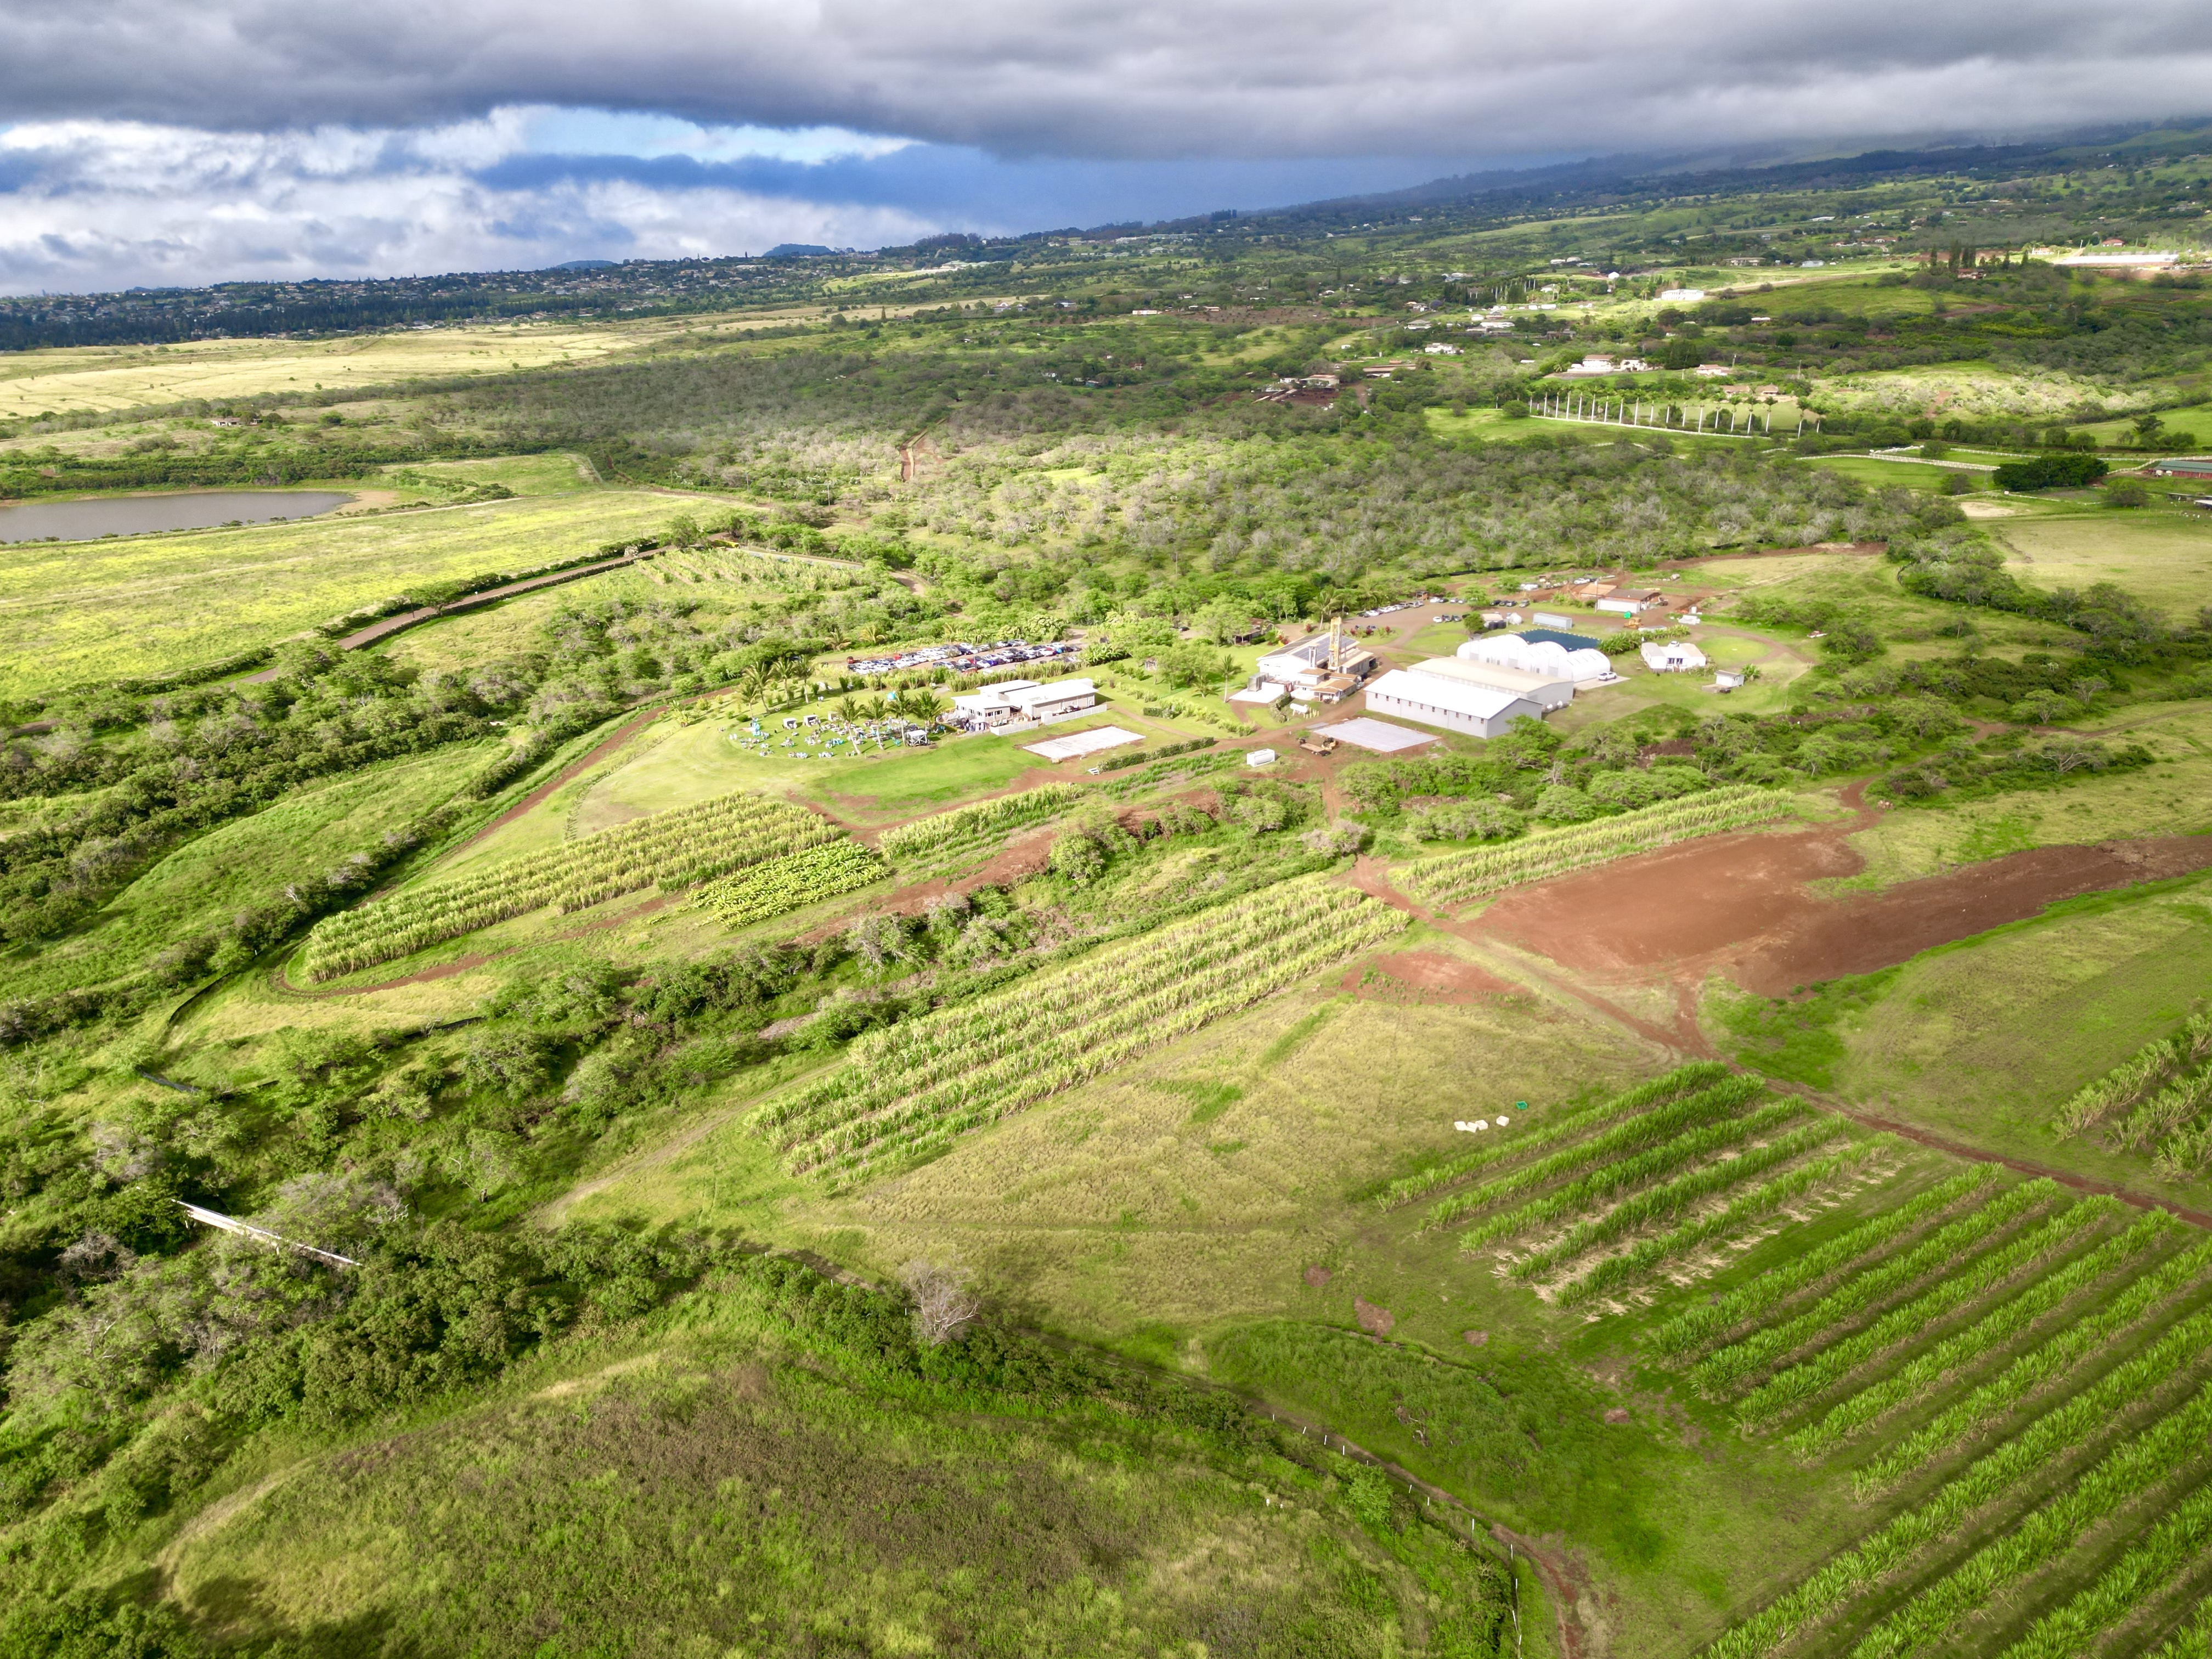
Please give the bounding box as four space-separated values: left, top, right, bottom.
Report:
0 488 709 694
1993 508 2212 615
0 321 670 417
0 742 493 1007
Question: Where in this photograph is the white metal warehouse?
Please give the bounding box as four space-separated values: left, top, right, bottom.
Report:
1363 669 1547 738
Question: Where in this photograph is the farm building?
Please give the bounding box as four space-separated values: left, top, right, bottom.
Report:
1365 669 1547 738
1408 656 1576 710
2146 457 2212 478
1455 633 1612 685
1640 641 1708 673
952 678 1098 728
1249 624 1379 703
1596 589 1666 616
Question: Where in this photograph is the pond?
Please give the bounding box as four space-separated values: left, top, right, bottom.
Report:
0 489 356 544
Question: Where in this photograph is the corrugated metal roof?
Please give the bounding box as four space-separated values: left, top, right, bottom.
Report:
1367 669 1530 718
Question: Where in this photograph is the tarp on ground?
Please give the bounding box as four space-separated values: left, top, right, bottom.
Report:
1313 718 1437 753
1023 725 1145 762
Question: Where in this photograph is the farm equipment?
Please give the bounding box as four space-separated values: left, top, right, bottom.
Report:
1297 732 1338 755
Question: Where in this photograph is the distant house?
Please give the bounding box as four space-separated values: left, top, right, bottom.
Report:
1596 590 1664 616
2146 456 2212 478
1713 668 1747 690
1640 641 1708 673
1364 670 1546 739
1658 288 1706 302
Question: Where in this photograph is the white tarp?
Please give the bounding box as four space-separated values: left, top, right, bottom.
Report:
1312 718 1437 753
1023 725 1145 761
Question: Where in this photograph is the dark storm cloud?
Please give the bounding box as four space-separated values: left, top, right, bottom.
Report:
471 146 1480 223
3 0 2209 159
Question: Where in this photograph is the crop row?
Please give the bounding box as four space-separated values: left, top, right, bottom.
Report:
2055 1008 2212 1137
1376 1062 1730 1211
1735 1198 2113 1425
1783 1210 2171 1459
1512 1120 1846 1282
1458 1096 1796 1252
792 913 1404 1183
1556 1138 1890 1307
1399 786 1796 907
1701 1302 2212 1659
1425 1075 1767 1231
1853 1231 2212 1495
1690 1178 2049 1395
1651 1167 1996 1358
2119 1068 2212 1150
789 910 1404 1177
1849 1379 2212 1659
876 783 1081 862
757 874 1388 1138
2147 1592 2212 1659
695 841 887 927
752 876 1407 1176
1994 1481 2212 1659
300 792 836 980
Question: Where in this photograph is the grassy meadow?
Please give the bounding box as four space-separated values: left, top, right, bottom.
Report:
0 486 709 694
0 322 667 417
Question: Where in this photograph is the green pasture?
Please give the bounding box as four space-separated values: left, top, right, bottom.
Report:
0 743 492 1008
1768 870 2212 1203
557 947 2000 1654
1835 702 2212 889
0 488 714 696
1993 507 2212 614
0 319 667 417
378 451 597 495
143 1279 1503 1658
1805 454 1985 493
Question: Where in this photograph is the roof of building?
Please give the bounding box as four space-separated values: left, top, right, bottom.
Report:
1003 677 1094 706
1409 657 1570 695
1520 628 1600 652
954 678 1042 704
1368 669 1538 720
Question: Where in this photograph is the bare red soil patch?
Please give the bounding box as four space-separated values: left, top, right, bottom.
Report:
1344 950 1516 1004
1353 1298 1396 1338
1470 804 2212 997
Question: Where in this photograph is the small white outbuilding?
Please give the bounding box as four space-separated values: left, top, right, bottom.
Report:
1639 641 1708 673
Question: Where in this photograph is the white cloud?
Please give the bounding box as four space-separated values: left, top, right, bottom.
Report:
0 119 942 292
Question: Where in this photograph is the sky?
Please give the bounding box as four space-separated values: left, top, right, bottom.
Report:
0 0 2208 295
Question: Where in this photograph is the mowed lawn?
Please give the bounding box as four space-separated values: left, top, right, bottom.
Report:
0 488 703 695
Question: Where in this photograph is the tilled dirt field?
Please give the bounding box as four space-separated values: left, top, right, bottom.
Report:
1468 803 2212 997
